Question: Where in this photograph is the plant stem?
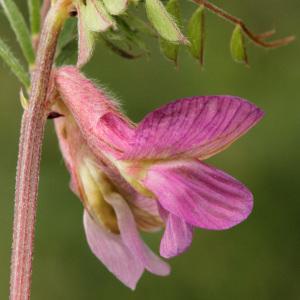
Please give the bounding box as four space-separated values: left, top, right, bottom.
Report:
10 1 72 299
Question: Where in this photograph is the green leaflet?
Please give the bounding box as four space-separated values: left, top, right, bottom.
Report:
230 25 248 64
77 2 95 67
1 0 35 65
159 0 181 64
188 6 205 65
56 40 78 66
82 0 115 32
102 0 128 15
27 0 40 35
57 18 77 51
56 19 77 66
102 17 149 58
0 37 30 88
123 13 157 37
102 37 142 60
145 0 186 44
130 0 140 5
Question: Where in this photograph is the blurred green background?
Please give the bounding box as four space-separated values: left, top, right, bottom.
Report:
1 1 299 299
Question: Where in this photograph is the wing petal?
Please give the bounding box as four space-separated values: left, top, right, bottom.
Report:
144 159 253 230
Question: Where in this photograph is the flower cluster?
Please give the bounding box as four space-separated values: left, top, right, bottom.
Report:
52 66 263 288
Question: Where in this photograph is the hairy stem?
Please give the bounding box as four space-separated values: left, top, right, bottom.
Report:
10 1 72 299
193 0 295 48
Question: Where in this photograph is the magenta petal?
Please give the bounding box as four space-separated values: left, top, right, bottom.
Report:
83 210 144 289
96 112 135 153
105 193 170 276
55 67 118 131
129 193 163 233
122 96 264 160
55 67 133 156
159 206 194 258
144 160 253 230
53 116 77 192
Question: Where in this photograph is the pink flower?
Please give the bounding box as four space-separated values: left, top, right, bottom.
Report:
53 66 264 288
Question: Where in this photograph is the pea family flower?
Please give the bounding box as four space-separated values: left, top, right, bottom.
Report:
53 66 263 288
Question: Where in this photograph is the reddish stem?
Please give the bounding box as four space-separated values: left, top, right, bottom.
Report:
193 0 295 48
10 1 71 299
40 0 52 27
